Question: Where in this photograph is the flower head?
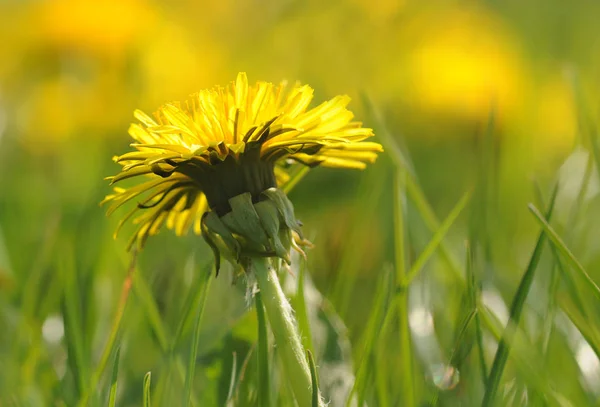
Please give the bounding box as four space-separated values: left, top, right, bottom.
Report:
103 73 382 267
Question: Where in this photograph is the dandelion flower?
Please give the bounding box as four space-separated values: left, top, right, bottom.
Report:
103 72 382 268
102 72 382 407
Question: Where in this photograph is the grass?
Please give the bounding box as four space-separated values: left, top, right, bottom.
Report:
2 103 600 407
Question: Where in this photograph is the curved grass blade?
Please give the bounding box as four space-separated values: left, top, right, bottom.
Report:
61 245 89 400
430 309 477 406
78 251 137 407
393 170 415 407
482 185 558 407
255 291 271 407
307 350 320 407
528 204 600 301
133 272 170 351
346 266 392 407
226 352 238 403
281 166 310 194
560 298 600 360
293 259 314 354
361 91 464 284
403 189 472 286
478 305 568 406
143 372 152 407
183 274 212 407
171 260 213 349
107 347 121 407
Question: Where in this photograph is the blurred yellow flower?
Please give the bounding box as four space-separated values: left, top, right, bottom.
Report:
103 73 382 250
137 22 225 107
16 79 76 151
514 73 578 158
402 7 524 121
349 0 405 22
34 0 155 56
16 72 135 153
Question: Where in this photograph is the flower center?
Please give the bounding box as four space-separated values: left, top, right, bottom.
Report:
175 148 277 216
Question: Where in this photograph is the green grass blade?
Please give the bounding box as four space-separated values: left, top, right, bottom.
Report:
466 241 488 385
78 253 137 407
403 189 472 286
255 291 271 407
183 274 212 407
226 352 238 403
281 166 310 195
405 177 465 283
346 267 394 407
107 347 121 407
430 308 477 406
360 93 414 173
361 91 464 284
481 185 558 407
171 262 212 349
478 305 566 406
61 244 90 399
589 130 600 181
528 204 600 300
347 266 392 407
294 259 314 354
333 164 386 315
374 348 390 407
132 272 170 351
143 372 152 407
307 350 320 407
559 298 600 360
393 170 415 407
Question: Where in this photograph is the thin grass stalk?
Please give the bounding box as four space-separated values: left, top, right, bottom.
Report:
466 241 488 385
403 189 472 286
481 186 558 406
78 252 137 407
107 347 121 407
143 372 152 407
393 170 415 407
529 204 600 299
183 273 212 407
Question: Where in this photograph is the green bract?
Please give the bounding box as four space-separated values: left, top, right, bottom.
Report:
201 188 307 275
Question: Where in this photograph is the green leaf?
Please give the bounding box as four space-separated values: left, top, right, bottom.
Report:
482 185 558 406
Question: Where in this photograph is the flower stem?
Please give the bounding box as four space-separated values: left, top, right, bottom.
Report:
252 257 323 407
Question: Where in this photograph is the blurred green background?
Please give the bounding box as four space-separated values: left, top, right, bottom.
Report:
2 0 600 405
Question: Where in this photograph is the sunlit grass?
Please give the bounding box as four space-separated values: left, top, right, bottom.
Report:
2 87 600 406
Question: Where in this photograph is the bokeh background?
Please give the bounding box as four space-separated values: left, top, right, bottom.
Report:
2 0 600 405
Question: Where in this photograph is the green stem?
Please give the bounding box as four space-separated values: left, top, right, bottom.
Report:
252 257 323 407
